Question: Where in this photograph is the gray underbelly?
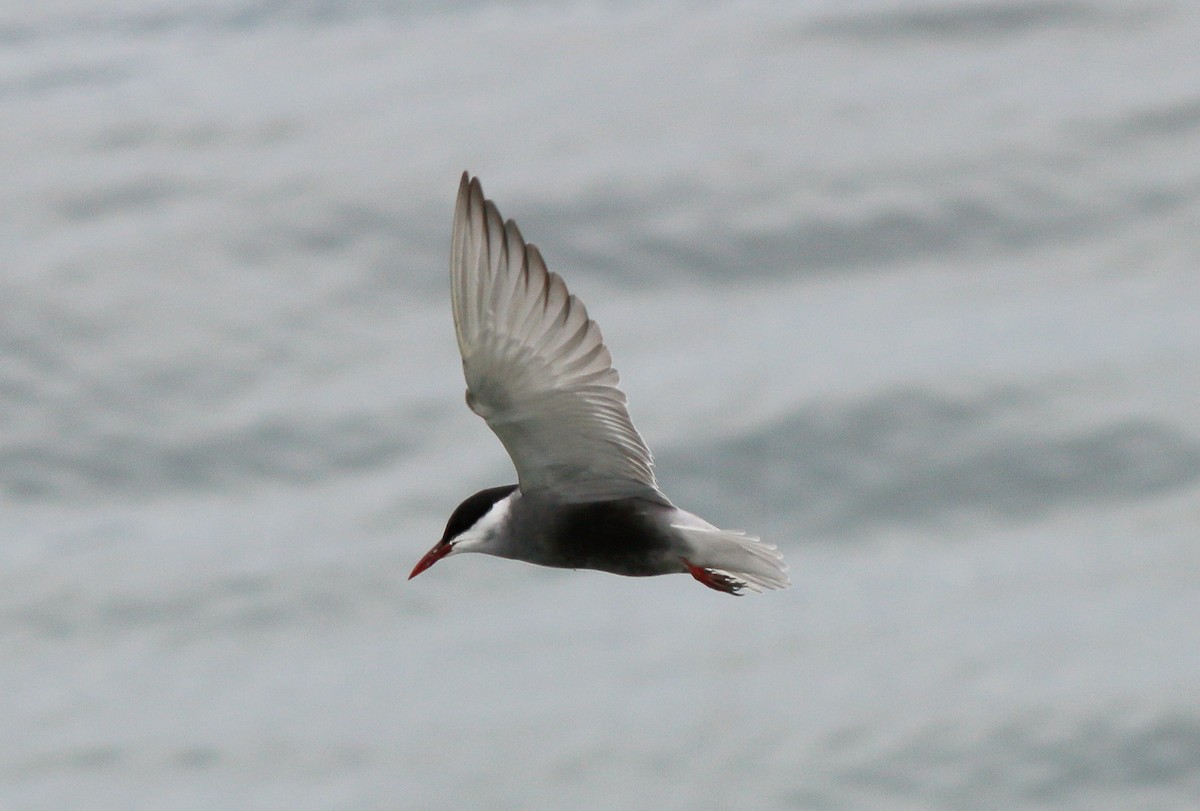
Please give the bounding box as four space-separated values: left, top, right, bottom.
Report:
505 496 682 577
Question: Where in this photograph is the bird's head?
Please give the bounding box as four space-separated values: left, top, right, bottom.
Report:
409 484 519 579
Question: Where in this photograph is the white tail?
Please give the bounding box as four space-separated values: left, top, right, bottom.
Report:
672 521 790 594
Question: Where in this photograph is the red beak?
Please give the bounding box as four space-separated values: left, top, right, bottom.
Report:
409 542 452 579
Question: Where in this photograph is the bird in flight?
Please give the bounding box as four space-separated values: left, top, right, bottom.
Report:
409 173 788 594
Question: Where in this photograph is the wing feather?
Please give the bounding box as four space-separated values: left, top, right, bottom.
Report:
450 173 664 502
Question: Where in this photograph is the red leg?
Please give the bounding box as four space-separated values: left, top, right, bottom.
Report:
682 558 744 595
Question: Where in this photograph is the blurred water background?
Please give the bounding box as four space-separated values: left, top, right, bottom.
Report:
3 0 1199 808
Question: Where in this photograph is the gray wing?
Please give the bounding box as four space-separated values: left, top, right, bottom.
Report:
450 173 665 503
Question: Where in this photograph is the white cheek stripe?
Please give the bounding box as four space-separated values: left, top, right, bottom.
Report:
452 492 516 554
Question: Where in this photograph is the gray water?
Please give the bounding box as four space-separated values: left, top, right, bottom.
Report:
3 0 1199 808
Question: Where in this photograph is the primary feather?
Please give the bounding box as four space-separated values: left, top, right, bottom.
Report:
451 173 664 503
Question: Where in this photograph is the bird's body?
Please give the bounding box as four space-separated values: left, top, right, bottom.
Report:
483 492 681 576
409 173 789 595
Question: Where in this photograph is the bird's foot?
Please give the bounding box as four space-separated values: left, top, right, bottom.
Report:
682 558 744 596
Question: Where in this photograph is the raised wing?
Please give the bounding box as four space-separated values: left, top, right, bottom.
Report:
450 173 664 503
